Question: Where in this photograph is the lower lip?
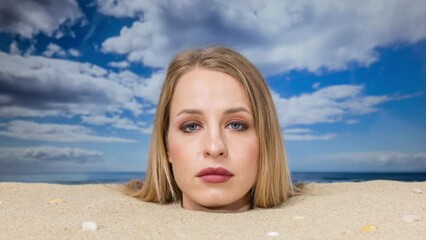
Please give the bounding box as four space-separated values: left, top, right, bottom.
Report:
199 175 232 183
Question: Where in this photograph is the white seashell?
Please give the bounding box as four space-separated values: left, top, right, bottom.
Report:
413 188 422 194
266 231 280 237
402 214 422 223
293 215 304 220
48 198 64 204
82 221 98 231
0 200 2 204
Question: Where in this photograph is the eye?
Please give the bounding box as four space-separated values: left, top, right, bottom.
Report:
227 121 248 131
180 122 201 133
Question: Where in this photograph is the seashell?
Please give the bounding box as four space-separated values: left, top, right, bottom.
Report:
402 214 421 223
82 221 98 231
266 231 280 237
360 224 378 232
413 188 422 194
48 198 64 204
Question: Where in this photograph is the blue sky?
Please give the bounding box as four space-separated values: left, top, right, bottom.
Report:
0 0 425 173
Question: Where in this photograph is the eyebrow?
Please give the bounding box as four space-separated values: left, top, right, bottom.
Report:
176 107 251 117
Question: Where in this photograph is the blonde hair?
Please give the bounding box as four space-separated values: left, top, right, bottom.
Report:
131 46 294 208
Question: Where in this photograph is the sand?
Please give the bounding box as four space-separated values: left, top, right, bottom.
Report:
0 180 425 240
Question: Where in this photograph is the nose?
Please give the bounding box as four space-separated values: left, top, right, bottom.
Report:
203 127 228 159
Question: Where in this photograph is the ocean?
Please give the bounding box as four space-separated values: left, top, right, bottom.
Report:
0 171 425 184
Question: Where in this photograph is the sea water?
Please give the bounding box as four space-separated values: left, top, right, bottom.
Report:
0 171 425 184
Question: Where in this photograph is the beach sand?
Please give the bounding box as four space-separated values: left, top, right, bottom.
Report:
0 180 424 239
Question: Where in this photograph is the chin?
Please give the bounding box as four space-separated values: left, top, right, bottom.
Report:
197 195 232 207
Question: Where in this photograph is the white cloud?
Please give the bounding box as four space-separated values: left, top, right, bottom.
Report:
68 48 81 57
82 114 152 134
312 82 320 90
0 51 148 118
0 146 105 173
0 106 62 118
24 42 36 56
0 0 82 38
272 85 419 127
42 44 81 58
0 120 137 142
284 128 312 134
133 71 165 104
284 128 336 141
99 0 426 75
345 119 359 125
0 146 104 164
96 0 146 18
42 43 67 57
9 41 21 55
285 133 336 141
108 61 130 68
106 69 165 104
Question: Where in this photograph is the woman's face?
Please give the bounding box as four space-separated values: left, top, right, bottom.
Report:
167 68 259 212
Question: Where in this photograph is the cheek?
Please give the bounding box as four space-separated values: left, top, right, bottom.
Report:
167 133 196 190
232 136 259 171
167 132 192 165
248 139 259 171
167 135 181 163
168 144 185 163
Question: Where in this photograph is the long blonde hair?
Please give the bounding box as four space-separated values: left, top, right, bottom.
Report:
131 46 294 208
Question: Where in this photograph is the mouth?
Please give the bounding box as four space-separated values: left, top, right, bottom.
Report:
196 167 234 183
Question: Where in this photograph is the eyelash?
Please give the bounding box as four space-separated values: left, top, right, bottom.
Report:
180 121 248 133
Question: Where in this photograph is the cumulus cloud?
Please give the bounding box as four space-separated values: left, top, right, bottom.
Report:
82 114 152 134
0 51 149 118
0 0 82 38
0 146 104 164
108 61 130 68
133 71 165 104
96 0 146 18
68 48 81 57
274 85 421 140
0 146 104 173
106 69 165 104
42 43 67 57
42 43 81 58
272 85 419 127
9 41 21 55
0 120 136 142
99 0 426 75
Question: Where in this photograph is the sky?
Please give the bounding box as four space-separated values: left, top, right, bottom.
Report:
0 0 425 173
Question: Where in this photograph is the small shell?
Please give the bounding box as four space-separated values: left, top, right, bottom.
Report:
82 221 98 231
0 200 2 204
266 231 280 237
48 198 64 204
413 188 422 194
402 214 421 223
293 215 305 220
360 224 378 232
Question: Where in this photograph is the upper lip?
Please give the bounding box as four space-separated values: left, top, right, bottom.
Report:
196 167 234 177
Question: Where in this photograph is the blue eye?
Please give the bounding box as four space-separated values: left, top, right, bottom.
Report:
181 123 200 133
228 121 247 131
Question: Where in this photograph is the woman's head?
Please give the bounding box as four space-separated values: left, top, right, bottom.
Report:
135 47 293 211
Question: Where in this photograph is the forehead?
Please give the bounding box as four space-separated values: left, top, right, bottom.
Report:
170 68 251 111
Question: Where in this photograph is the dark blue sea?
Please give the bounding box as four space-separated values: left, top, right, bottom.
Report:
0 172 425 184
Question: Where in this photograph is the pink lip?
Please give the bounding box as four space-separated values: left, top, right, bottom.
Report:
197 167 234 183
